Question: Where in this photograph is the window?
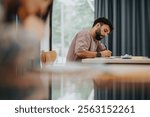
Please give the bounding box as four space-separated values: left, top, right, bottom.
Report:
52 0 94 100
52 0 94 63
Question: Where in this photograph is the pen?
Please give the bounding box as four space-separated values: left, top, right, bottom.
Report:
100 43 107 51
104 44 107 50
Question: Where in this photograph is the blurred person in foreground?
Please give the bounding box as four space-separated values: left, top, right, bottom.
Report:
67 17 113 62
0 0 53 99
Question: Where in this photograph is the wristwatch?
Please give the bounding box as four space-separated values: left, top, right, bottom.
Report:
96 52 101 57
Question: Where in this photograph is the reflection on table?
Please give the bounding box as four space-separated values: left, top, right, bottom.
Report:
43 64 94 100
43 62 150 100
93 65 150 100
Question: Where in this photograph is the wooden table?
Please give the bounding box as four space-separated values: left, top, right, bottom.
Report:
82 56 150 64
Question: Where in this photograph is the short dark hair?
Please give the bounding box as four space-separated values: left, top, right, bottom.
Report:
92 17 113 31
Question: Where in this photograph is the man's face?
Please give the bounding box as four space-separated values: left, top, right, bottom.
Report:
95 24 110 41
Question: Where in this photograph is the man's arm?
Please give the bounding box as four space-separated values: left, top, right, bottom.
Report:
76 50 112 59
76 50 97 59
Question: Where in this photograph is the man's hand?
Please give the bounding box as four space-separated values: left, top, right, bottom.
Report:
100 50 112 57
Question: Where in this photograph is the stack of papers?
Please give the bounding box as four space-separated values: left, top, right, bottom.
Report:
109 54 148 59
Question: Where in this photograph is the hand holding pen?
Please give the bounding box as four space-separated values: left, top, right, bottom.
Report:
100 43 112 57
101 43 107 50
104 44 107 50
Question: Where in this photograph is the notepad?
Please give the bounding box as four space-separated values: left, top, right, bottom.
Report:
121 54 132 59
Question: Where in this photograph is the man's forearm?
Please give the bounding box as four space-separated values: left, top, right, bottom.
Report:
76 50 97 59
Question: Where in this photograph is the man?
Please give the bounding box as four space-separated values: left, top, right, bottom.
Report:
66 17 113 62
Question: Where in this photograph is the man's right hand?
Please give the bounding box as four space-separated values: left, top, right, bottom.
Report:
100 50 112 57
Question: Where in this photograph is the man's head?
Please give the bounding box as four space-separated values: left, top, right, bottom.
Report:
92 17 113 41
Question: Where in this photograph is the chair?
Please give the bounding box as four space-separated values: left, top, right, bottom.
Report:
40 50 57 65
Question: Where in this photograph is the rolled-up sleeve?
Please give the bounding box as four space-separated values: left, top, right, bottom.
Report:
75 33 91 54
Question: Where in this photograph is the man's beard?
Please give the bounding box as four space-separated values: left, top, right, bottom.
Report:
96 32 102 41
95 28 105 41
